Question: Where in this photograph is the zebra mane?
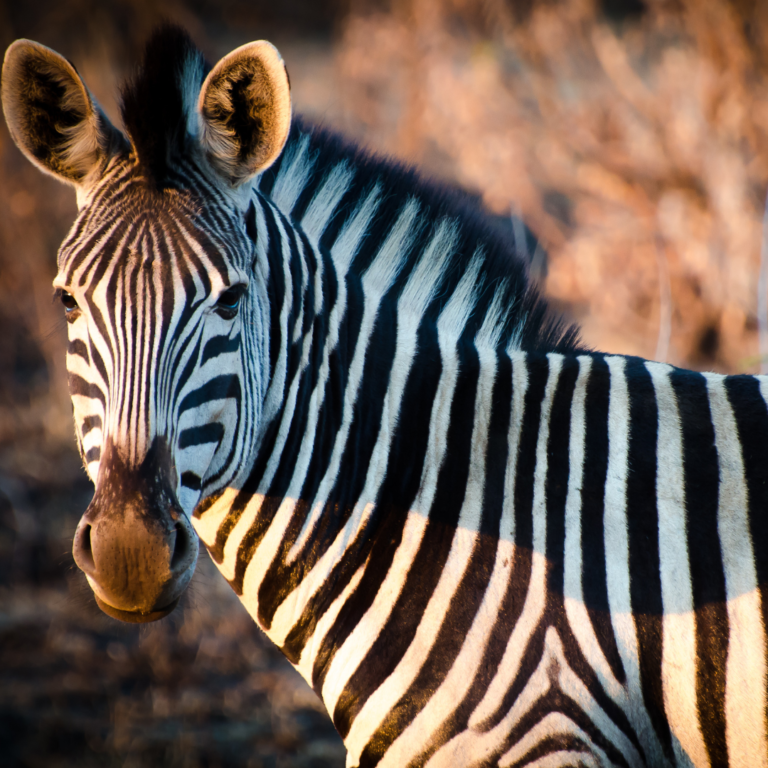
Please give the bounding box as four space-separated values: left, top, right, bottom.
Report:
120 25 210 188
259 116 583 354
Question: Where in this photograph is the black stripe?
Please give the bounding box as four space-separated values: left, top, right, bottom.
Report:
318 178 375 257
545 355 578 600
181 471 202 491
209 408 283 565
178 422 224 449
671 367 729 766
580 354 626 684
724 375 768 737
624 357 672 760
172 332 204 410
84 447 101 463
290 162 322 223
68 218 126 283
262 202 286 383
88 340 109 394
256 129 293 199
68 373 106 406
81 415 102 436
200 403 242 488
67 338 89 363
178 375 241 413
201 333 241 365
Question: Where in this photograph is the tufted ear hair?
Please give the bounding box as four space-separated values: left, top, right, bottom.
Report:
2 40 126 187
197 41 291 187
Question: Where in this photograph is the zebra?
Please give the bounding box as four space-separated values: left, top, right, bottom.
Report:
2 24 767 768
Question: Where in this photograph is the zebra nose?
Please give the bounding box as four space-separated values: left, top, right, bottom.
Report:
73 514 195 577
73 505 198 622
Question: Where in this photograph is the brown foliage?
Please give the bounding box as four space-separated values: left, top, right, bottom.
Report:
334 0 768 370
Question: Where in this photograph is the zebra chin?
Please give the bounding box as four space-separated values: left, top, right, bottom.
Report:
72 437 199 623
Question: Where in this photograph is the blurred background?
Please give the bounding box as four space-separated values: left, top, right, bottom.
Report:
2 0 768 765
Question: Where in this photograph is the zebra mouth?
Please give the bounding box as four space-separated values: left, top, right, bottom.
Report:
94 595 180 623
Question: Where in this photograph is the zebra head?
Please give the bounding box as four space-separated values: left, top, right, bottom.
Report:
2 29 292 621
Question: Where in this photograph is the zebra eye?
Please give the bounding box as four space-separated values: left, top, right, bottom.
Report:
215 285 245 319
60 291 78 313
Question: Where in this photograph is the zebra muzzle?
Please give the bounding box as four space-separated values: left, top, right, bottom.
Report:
72 437 198 622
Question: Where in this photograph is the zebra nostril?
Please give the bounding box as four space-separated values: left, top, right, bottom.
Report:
73 522 96 576
169 522 192 572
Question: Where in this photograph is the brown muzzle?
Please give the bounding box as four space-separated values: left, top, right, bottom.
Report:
73 437 198 622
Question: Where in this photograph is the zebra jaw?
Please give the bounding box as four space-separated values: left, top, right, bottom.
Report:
72 437 198 622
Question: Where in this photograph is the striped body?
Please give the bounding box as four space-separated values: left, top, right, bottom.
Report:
193 130 768 766
4 27 768 767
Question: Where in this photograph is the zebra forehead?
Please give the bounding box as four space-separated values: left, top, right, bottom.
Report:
58 167 248 275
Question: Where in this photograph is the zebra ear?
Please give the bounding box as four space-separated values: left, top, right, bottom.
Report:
1 40 124 187
197 41 291 187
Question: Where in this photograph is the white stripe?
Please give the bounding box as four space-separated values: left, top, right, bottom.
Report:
270 133 314 214
397 219 458 320
646 361 707 768
330 183 381 273
295 557 370 687
301 162 354 243
499 347 530 545
705 373 768 767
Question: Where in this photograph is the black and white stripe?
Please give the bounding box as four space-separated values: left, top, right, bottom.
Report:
193 117 768 766
6 26 768 768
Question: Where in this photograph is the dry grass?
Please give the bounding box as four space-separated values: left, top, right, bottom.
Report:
333 0 768 371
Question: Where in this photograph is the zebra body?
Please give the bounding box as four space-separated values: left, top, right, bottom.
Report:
3 26 767 767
